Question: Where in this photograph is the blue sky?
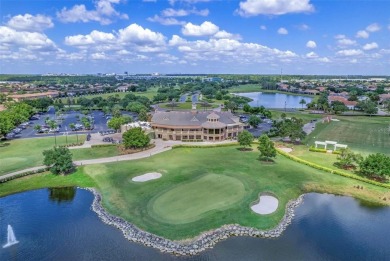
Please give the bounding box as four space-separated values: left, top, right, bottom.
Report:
1 0 389 75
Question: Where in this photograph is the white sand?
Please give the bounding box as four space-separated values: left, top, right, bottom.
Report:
279 147 293 153
132 172 162 182
251 195 279 215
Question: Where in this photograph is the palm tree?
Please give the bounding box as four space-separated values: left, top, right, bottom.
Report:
34 124 41 134
48 120 57 146
299 99 307 109
69 123 78 144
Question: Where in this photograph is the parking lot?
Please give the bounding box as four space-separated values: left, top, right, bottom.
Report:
8 107 138 140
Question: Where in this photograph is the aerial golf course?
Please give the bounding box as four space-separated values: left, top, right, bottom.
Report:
2 141 390 240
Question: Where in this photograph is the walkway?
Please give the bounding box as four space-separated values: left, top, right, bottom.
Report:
0 139 237 181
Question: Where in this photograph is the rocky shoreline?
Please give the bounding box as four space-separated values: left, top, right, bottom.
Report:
83 187 304 256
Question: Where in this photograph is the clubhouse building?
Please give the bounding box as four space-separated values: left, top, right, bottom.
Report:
151 109 244 142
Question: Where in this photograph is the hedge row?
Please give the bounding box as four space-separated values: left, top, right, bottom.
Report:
172 142 239 149
59 142 84 148
309 146 327 153
181 139 204 142
91 144 118 148
0 167 49 183
276 148 390 189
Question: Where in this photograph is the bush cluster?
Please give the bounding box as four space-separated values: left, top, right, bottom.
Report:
172 143 238 149
91 144 118 148
276 148 390 189
309 146 327 153
0 167 49 183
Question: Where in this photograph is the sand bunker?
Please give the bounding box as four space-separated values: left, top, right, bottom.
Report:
279 147 293 153
132 172 162 182
251 194 279 215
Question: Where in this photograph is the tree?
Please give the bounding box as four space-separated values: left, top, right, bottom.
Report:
299 99 307 109
126 102 147 113
258 134 276 162
237 130 254 149
357 100 378 115
43 146 74 175
138 109 148 121
48 120 58 146
0 112 14 137
248 115 261 128
331 101 348 114
334 148 362 170
69 123 78 143
359 153 390 180
34 124 42 133
243 104 251 113
273 117 306 143
225 101 238 113
384 100 390 113
122 127 150 149
107 116 131 132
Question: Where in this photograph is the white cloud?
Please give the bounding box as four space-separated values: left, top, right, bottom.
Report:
6 14 53 32
147 15 186 25
57 0 128 25
161 8 209 17
213 30 242 40
260 25 267 30
237 0 314 16
0 26 57 51
297 24 310 31
182 21 219 36
336 36 356 47
366 23 380 32
91 52 107 60
306 51 318 58
118 24 166 46
356 30 369 39
363 42 379 51
336 49 363 56
277 27 288 35
65 30 116 46
169 35 188 46
306 40 316 48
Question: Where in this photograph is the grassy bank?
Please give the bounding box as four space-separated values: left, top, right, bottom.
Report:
74 147 390 239
304 116 390 155
0 136 121 175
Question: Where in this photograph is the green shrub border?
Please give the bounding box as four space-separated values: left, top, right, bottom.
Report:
276 148 390 189
172 142 239 149
91 144 118 148
309 146 327 153
0 167 49 183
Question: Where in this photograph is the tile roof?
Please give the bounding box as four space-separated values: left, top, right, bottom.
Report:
151 111 238 127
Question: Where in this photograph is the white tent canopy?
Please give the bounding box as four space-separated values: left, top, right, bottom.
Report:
314 141 348 151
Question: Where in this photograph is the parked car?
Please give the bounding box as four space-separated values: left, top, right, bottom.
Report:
6 133 15 139
103 137 113 142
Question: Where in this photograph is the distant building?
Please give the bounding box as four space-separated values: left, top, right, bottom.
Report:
328 95 357 110
151 108 243 141
202 77 224 83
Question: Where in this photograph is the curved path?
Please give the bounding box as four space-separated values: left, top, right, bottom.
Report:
0 139 236 181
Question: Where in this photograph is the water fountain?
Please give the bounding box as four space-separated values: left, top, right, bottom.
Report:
3 225 19 248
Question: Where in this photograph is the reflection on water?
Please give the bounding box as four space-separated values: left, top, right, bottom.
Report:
236 92 313 109
48 187 76 203
1 190 389 261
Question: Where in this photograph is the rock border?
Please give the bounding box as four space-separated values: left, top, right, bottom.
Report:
82 187 304 256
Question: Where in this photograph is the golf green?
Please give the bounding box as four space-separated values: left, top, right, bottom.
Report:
149 174 246 224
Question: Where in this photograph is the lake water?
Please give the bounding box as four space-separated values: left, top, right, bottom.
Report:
236 92 313 109
1 188 390 260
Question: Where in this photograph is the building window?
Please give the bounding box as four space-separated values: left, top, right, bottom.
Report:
196 135 201 139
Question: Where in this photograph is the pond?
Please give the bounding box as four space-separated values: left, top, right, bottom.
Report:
1 188 389 260
236 92 313 109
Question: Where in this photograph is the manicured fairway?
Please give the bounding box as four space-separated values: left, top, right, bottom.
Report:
150 174 246 224
74 146 390 240
305 116 390 155
0 136 120 175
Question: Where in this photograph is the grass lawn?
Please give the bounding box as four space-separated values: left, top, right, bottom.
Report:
304 116 390 155
270 110 324 122
0 136 121 175
160 102 219 110
77 146 389 240
229 84 262 93
60 87 159 102
0 171 96 197
1 146 389 240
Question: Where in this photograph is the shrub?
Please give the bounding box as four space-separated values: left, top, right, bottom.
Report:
276 148 390 189
309 146 327 153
